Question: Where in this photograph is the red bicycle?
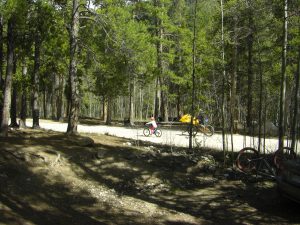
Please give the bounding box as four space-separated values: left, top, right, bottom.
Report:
236 147 296 177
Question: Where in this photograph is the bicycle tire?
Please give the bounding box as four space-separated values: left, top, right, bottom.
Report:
188 125 198 137
143 128 151 137
236 147 259 173
203 125 214 136
273 147 296 169
154 128 162 137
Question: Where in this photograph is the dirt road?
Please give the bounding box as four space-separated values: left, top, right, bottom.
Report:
25 119 284 153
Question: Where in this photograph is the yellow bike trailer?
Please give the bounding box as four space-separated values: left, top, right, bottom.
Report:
179 114 199 125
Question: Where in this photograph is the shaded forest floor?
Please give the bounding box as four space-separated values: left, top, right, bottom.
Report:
0 128 299 225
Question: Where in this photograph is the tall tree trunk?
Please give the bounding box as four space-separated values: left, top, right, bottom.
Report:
263 94 267 154
0 15 4 125
229 14 238 154
258 44 263 153
51 72 57 120
246 7 254 129
154 0 164 121
57 74 64 121
0 15 3 86
0 19 14 137
66 89 70 118
156 29 169 122
20 61 27 128
47 89 51 118
45 88 51 119
220 0 227 165
43 88 48 119
139 87 143 120
231 16 238 127
105 96 112 125
189 0 197 149
10 57 18 127
118 97 123 119
160 77 169 122
154 77 160 118
89 93 92 118
67 0 80 134
32 32 41 128
279 0 288 149
43 89 45 119
129 74 135 125
10 85 18 127
176 89 181 119
102 96 107 121
291 47 300 150
146 85 151 118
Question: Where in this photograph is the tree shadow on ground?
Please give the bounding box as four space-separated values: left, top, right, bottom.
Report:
0 129 299 225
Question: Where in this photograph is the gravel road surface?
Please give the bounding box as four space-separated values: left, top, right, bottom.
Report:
22 119 288 153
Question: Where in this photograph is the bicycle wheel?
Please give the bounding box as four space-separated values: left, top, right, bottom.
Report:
236 147 259 173
154 128 162 137
202 125 214 136
273 147 296 169
187 125 198 137
143 128 151 137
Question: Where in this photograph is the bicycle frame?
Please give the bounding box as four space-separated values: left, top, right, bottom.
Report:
198 124 206 133
236 146 297 180
249 157 276 179
236 147 274 178
183 124 214 137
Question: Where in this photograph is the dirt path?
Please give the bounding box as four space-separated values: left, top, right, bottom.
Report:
26 119 285 153
1 129 299 225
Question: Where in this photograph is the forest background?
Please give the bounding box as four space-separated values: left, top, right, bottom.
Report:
0 0 299 153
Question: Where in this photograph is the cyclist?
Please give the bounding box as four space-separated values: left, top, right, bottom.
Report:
197 110 208 125
197 114 203 125
146 116 157 134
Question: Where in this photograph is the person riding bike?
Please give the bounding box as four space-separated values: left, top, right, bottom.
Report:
146 116 157 134
196 110 205 125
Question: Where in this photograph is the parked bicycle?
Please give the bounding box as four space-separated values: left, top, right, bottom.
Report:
143 125 162 137
236 147 297 179
236 147 276 179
